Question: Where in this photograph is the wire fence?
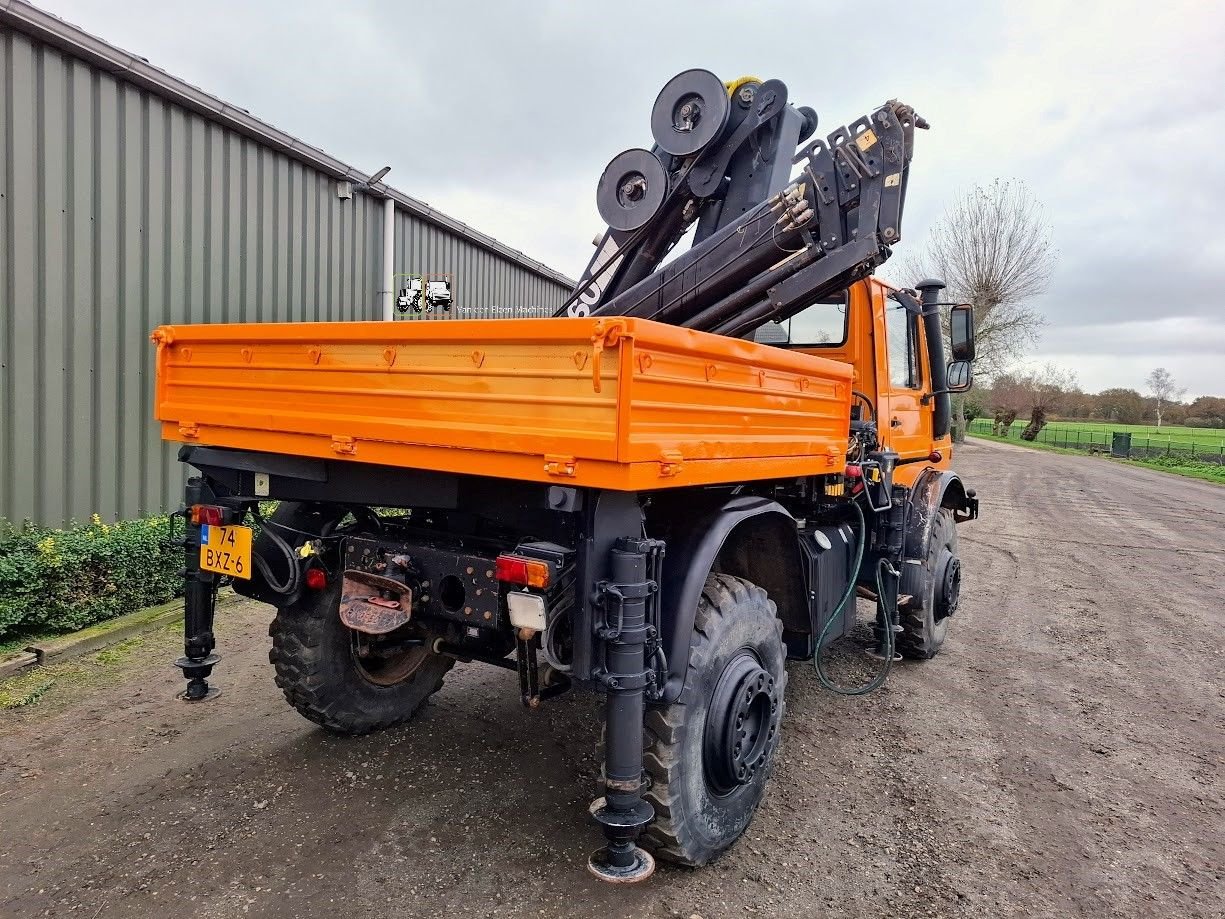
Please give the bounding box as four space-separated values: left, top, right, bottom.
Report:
967 419 1225 465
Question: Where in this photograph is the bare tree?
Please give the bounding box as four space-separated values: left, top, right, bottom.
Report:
987 371 1026 435
893 180 1057 441
1016 363 1078 440
1145 367 1185 428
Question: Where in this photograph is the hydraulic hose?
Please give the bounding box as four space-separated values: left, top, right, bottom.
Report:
249 507 301 595
812 498 897 696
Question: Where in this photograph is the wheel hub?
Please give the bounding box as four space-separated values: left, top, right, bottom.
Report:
351 628 431 686
596 148 668 231
704 651 779 795
935 552 961 621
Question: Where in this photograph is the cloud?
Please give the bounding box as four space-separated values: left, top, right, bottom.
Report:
45 0 1225 396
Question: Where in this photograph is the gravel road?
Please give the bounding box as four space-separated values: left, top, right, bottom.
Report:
1 440 1222 919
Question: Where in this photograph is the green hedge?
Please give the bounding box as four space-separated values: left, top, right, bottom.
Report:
0 514 182 639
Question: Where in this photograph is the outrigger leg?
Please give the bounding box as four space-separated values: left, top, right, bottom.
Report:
588 538 660 883
174 476 220 701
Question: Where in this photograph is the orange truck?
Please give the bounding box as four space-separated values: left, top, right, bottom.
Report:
153 71 978 882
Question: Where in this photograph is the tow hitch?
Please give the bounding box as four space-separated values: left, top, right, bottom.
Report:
339 570 413 635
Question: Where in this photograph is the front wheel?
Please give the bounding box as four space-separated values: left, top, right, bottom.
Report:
640 574 787 866
897 507 961 660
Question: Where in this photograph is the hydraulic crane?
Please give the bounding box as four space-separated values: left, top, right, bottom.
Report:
561 69 926 341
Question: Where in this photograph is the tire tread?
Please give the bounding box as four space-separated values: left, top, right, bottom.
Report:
640 573 786 866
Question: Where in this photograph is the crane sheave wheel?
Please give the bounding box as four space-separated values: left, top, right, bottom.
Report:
596 148 668 232
650 69 730 156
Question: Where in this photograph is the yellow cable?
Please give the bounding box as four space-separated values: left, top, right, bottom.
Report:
724 75 762 97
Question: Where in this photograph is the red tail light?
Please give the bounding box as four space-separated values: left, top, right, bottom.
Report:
190 504 225 526
495 554 550 589
304 567 328 591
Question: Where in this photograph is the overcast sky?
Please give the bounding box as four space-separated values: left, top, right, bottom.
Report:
46 0 1225 397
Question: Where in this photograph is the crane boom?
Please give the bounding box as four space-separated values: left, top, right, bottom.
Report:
559 70 926 339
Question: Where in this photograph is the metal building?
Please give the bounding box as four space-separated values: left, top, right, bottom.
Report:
0 1 574 526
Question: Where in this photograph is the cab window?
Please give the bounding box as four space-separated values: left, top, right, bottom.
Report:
752 291 848 347
885 296 920 388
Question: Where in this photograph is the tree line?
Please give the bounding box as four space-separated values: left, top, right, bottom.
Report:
970 370 1223 432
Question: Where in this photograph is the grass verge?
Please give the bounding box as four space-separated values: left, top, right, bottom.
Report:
1124 456 1225 485
967 431 1087 456
968 433 1225 484
0 633 164 712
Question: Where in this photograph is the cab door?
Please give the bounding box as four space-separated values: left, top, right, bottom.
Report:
876 289 932 460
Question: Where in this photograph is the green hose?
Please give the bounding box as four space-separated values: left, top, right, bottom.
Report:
813 498 897 696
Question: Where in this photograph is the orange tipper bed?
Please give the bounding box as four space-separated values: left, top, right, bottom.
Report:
151 316 853 491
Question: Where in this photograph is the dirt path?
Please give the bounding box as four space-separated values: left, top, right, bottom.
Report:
1 441 1222 919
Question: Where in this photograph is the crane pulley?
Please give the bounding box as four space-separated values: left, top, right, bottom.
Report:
559 69 927 340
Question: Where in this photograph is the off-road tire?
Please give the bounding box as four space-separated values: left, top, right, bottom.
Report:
639 573 787 866
269 578 453 735
896 507 958 660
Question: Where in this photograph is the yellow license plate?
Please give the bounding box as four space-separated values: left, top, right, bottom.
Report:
200 524 253 579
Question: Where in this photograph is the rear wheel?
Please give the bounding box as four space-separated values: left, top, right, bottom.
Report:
639 574 787 866
269 577 453 735
262 503 453 735
897 507 960 660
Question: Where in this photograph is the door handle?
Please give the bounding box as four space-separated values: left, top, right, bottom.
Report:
890 417 903 428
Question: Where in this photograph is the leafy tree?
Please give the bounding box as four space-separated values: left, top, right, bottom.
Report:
1184 396 1225 428
1094 388 1147 425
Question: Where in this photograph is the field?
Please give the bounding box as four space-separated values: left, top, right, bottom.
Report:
968 418 1225 464
1027 420 1223 442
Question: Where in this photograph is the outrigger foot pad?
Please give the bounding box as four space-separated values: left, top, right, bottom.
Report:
175 653 221 703
588 795 655 883
587 844 655 883
177 682 221 703
865 649 903 663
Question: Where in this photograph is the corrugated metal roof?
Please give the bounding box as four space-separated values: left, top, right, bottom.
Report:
0 0 576 290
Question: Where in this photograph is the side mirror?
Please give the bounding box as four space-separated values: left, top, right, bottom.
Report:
949 304 975 362
946 360 973 392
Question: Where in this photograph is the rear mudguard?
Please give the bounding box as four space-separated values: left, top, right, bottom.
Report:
657 496 808 703
903 467 977 562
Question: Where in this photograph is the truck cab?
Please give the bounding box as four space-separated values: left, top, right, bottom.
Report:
758 276 973 483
